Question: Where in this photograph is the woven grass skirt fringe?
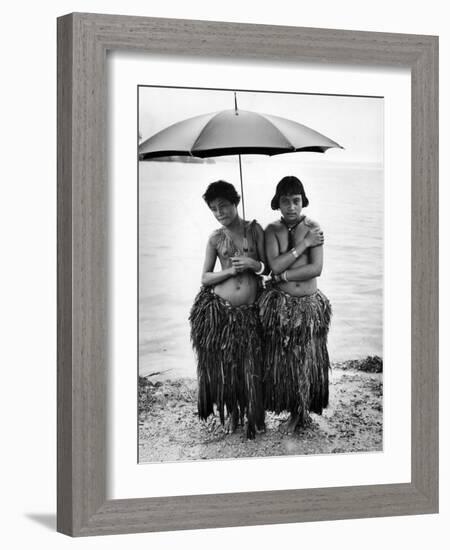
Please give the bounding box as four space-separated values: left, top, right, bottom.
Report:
189 287 265 439
259 286 332 423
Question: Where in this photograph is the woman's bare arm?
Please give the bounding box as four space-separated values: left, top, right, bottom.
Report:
285 245 323 281
265 224 322 275
232 222 269 274
254 222 270 275
200 237 237 286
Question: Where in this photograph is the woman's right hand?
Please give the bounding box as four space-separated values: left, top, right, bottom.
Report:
305 227 324 248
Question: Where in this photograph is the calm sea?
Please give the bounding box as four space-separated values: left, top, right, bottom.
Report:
139 158 383 379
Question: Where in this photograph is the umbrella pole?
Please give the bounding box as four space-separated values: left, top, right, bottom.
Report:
238 154 248 254
238 154 246 222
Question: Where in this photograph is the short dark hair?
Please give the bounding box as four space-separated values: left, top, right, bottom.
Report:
270 176 309 210
203 180 241 206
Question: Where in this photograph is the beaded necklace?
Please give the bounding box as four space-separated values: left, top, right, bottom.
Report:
280 216 305 249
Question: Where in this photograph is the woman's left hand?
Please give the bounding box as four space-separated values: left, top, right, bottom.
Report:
231 256 259 272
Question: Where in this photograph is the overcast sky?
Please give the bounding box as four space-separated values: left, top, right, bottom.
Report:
139 86 383 166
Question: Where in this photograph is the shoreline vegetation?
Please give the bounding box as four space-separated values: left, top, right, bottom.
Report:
139 356 383 463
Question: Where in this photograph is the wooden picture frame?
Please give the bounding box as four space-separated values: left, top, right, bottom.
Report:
57 12 438 536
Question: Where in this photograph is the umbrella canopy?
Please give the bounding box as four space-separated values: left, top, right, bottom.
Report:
139 108 343 160
139 97 343 248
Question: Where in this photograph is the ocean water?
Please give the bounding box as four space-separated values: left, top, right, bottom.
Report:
139 158 383 379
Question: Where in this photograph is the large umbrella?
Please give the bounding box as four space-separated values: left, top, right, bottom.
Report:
139 93 343 245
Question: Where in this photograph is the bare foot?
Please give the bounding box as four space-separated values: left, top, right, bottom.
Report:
206 416 224 435
256 411 266 434
245 421 256 440
279 413 301 434
224 409 239 434
256 422 266 434
302 414 314 429
279 412 312 434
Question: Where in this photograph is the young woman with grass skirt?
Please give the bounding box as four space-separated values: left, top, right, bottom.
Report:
189 180 268 439
259 176 331 434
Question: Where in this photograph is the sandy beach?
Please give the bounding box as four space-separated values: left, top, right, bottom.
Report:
139 356 382 463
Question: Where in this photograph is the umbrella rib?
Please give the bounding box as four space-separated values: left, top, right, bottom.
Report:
258 112 343 151
256 113 296 151
190 111 223 154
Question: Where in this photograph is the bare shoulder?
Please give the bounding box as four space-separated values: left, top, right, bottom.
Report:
208 228 223 247
265 220 282 234
250 220 264 237
303 216 321 230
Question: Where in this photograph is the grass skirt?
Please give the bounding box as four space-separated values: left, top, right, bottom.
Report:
189 287 265 439
259 285 331 422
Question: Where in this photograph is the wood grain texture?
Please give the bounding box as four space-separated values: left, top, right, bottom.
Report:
58 12 108 535
78 484 433 536
410 36 439 505
57 13 74 535
57 12 439 537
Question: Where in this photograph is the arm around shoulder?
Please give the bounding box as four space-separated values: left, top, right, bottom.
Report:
304 216 321 231
265 222 309 275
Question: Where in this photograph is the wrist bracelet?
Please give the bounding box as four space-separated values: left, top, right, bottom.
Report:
255 261 265 275
291 248 299 259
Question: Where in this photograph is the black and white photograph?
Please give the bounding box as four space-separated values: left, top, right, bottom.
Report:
138 85 384 463
3 0 444 545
